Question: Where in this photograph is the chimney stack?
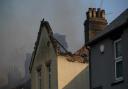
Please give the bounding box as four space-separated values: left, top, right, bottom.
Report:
84 8 108 43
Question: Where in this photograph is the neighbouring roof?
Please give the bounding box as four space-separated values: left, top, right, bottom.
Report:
86 8 128 46
74 45 88 57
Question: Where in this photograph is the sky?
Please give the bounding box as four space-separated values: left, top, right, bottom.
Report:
0 0 128 87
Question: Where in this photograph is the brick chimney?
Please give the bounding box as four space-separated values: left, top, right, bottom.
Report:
84 8 108 43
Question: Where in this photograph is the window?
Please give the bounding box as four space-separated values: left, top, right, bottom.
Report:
45 60 51 89
37 67 42 89
114 39 123 81
48 64 51 89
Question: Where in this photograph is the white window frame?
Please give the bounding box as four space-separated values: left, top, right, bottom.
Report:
114 38 123 81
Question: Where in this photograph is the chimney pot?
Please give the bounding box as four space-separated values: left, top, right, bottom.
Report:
86 8 93 19
92 8 96 10
96 8 101 18
92 8 96 18
101 10 105 18
89 8 93 11
97 8 101 11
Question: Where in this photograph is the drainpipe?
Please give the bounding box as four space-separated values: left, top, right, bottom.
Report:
86 46 92 89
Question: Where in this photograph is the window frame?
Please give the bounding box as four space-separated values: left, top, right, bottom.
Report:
114 38 123 81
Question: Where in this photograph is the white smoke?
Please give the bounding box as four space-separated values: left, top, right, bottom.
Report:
0 0 127 88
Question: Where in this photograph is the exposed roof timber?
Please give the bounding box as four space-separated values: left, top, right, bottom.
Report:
53 37 69 53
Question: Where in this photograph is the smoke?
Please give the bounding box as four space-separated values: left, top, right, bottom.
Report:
0 0 128 88
53 33 68 52
51 0 89 51
0 0 89 87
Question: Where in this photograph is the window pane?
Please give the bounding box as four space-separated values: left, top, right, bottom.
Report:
115 41 122 58
116 61 123 78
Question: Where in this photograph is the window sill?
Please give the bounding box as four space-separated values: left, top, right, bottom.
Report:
111 79 124 86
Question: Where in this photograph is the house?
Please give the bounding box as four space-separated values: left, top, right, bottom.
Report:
29 20 58 89
29 19 89 89
86 9 128 89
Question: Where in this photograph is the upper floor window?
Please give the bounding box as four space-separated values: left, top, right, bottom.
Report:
48 64 51 89
45 60 51 89
114 38 123 81
37 66 42 89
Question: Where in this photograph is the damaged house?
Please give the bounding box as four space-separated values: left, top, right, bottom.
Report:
29 20 89 89
29 7 108 89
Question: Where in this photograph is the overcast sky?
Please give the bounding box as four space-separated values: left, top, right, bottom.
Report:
0 0 128 87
